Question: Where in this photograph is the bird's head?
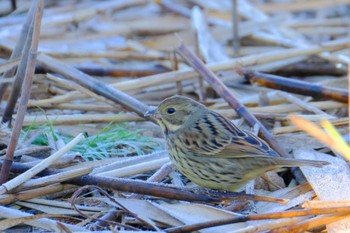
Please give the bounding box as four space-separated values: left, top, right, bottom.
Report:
144 96 205 133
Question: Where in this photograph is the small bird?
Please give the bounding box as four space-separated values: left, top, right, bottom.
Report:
145 96 329 191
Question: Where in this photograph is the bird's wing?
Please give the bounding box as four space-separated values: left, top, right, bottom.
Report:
182 111 277 157
180 111 231 155
212 133 277 158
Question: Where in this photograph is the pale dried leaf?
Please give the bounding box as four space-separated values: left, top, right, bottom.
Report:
295 149 350 233
157 202 247 233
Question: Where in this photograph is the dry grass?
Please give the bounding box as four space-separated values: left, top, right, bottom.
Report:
0 0 349 232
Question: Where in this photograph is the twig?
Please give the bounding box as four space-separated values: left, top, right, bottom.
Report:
44 50 170 61
240 68 349 103
7 160 218 202
0 133 83 194
274 117 348 134
1 2 37 124
0 214 73 231
76 66 168 77
95 157 169 177
37 53 150 118
193 188 287 204
28 37 350 108
271 214 348 233
232 0 240 55
0 205 84 231
171 51 183 95
0 58 20 74
21 113 144 126
129 161 173 199
273 62 347 77
260 0 350 13
276 91 334 118
0 2 36 101
0 184 70 205
45 73 120 108
165 206 350 233
0 0 43 184
5 161 287 204
14 167 92 192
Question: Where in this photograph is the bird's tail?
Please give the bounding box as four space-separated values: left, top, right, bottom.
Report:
276 158 330 168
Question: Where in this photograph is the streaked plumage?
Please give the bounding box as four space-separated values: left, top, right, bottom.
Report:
145 96 329 191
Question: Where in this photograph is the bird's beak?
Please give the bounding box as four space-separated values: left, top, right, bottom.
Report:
144 108 161 119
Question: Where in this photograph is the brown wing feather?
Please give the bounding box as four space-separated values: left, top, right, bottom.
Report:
215 130 278 158
182 111 278 157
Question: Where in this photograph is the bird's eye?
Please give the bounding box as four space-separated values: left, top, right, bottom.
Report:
167 107 176 114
